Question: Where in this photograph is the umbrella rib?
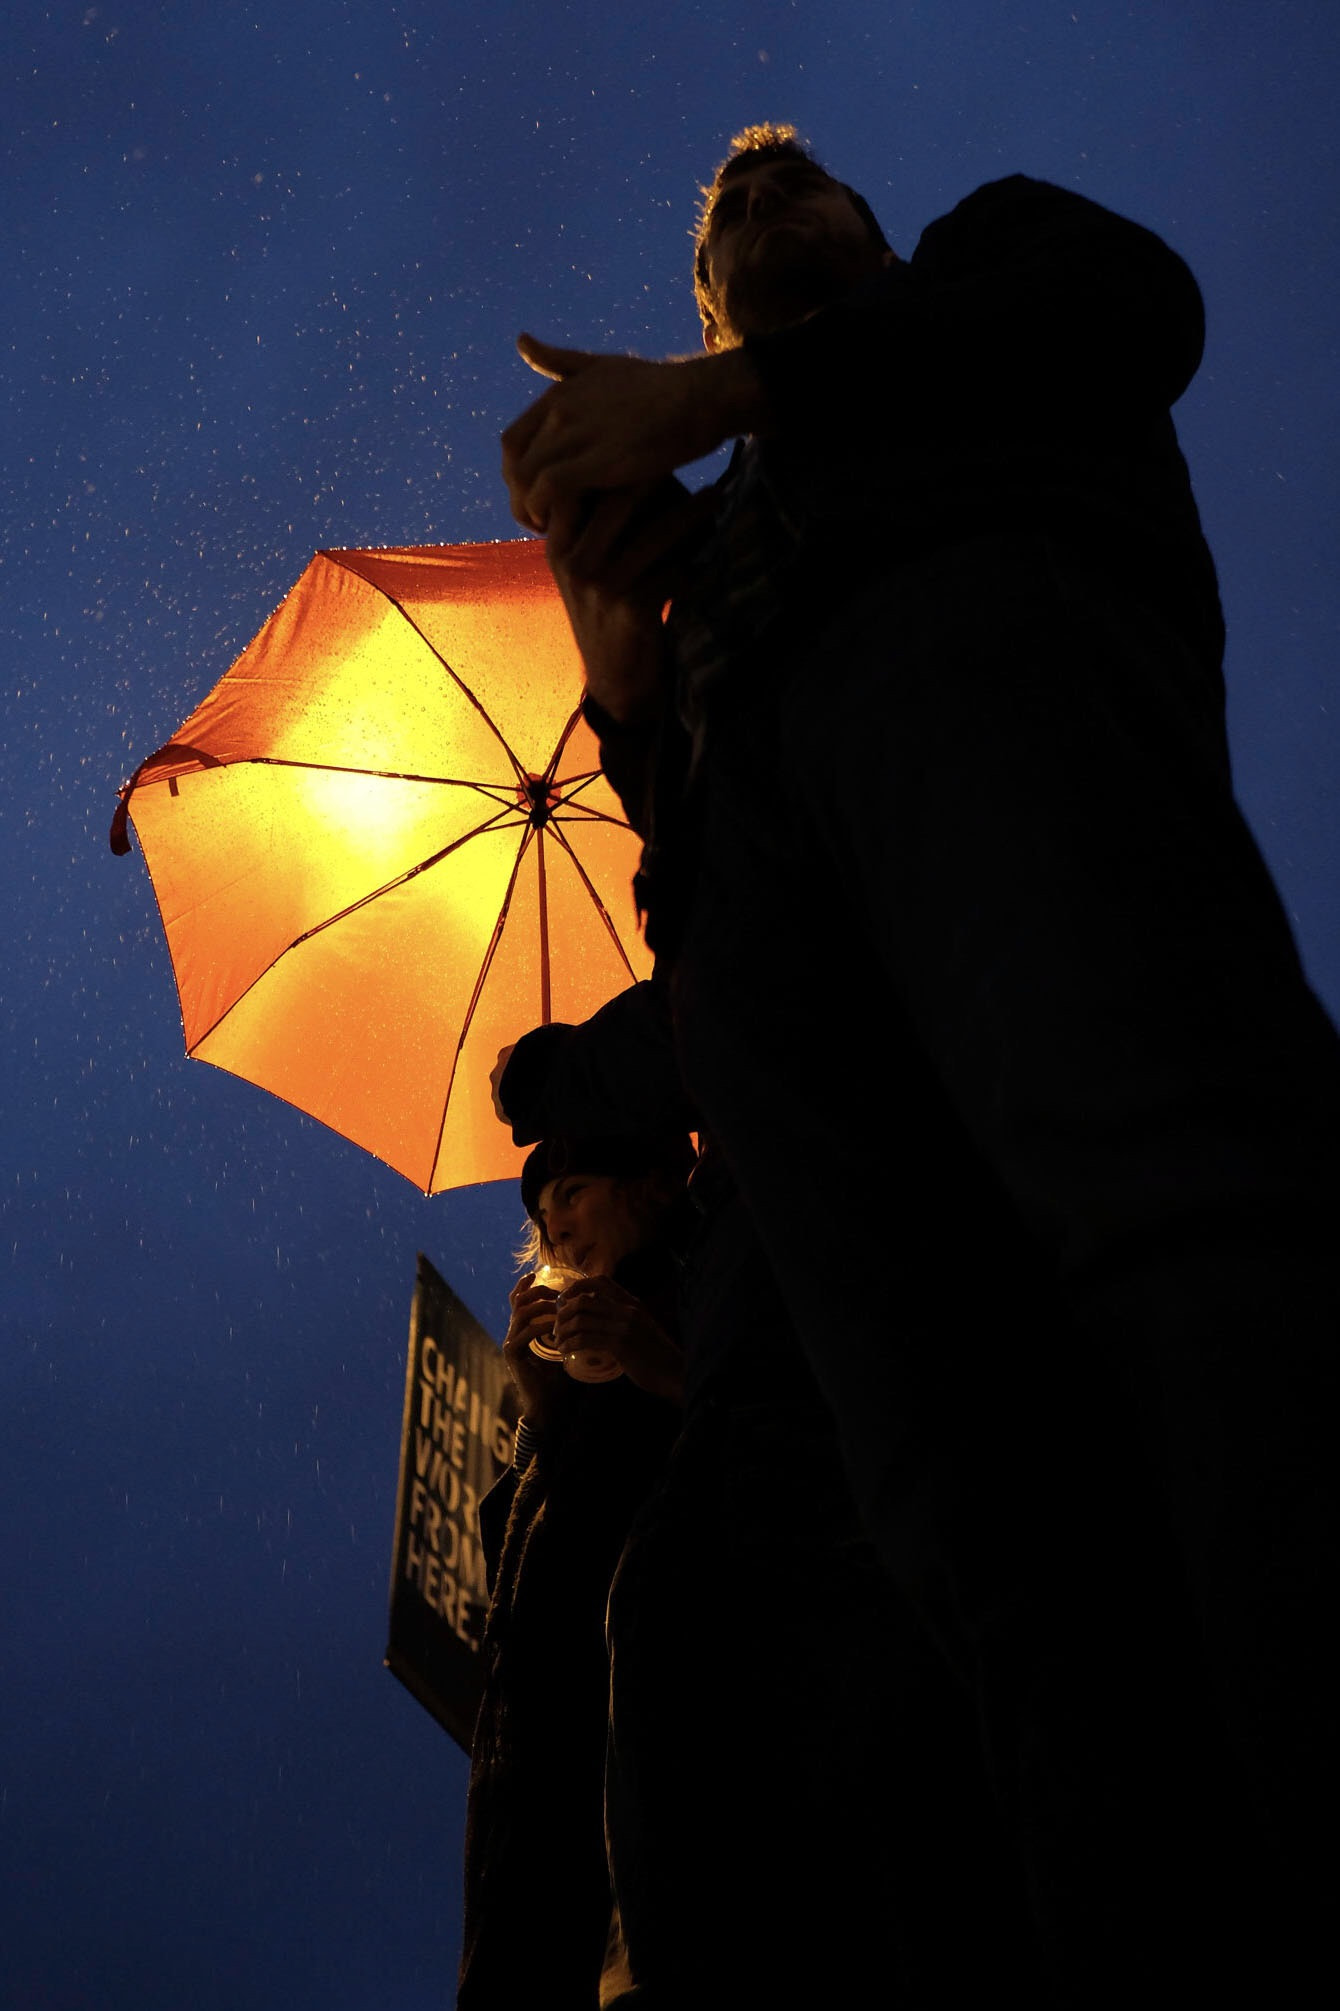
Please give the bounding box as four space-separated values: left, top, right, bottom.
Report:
184 802 525 1052
427 824 537 1190
551 805 631 828
113 749 514 849
552 777 605 810
543 703 586 787
324 553 531 789
240 756 518 801
545 820 640 984
549 769 635 827
135 752 516 801
547 761 633 827
536 827 551 1024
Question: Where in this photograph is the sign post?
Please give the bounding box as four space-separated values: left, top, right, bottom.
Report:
385 1254 518 1752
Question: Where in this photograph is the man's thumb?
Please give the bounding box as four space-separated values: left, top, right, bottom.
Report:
517 331 595 381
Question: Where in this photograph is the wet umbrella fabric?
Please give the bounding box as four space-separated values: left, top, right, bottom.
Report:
111 541 652 1194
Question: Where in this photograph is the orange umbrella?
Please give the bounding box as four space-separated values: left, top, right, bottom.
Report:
111 541 652 1194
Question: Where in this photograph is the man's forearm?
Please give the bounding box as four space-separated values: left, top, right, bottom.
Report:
581 688 659 839
544 483 706 728
580 618 670 727
691 343 773 441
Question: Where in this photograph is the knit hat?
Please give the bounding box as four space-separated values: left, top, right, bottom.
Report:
520 1132 696 1223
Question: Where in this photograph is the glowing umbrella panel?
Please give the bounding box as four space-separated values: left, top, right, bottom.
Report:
112 542 652 1193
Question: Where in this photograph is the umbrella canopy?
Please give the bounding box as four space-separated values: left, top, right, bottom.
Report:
111 541 652 1194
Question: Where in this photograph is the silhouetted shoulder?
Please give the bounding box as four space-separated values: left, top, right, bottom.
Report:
913 173 1199 289
745 169 1205 432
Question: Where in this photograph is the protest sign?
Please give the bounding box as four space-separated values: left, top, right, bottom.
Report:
386 1254 517 1752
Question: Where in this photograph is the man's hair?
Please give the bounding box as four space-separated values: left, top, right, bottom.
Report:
693 121 890 334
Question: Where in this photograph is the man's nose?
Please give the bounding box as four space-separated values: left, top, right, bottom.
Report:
747 177 783 220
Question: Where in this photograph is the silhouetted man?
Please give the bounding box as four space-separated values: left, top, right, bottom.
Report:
502 125 1339 2002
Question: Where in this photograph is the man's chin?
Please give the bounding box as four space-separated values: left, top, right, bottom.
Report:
724 280 839 340
723 243 870 340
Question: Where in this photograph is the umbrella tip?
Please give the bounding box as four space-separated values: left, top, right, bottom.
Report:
109 796 132 856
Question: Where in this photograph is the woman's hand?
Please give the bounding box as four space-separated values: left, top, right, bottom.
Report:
552 1276 685 1407
501 1275 568 1432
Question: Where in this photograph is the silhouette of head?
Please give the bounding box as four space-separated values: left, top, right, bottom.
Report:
694 123 892 348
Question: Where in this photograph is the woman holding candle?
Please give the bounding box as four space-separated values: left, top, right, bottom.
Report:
456 1130 694 2011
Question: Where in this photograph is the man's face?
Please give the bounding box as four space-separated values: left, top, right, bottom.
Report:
701 156 887 348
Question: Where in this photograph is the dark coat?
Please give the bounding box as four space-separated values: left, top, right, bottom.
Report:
455 1250 681 2011
571 175 1334 2002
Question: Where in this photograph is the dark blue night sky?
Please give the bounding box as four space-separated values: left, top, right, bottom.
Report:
4 4 1337 2006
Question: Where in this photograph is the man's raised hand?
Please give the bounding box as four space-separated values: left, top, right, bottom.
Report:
501 333 768 533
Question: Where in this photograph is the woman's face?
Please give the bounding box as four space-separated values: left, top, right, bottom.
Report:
536 1173 646 1277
